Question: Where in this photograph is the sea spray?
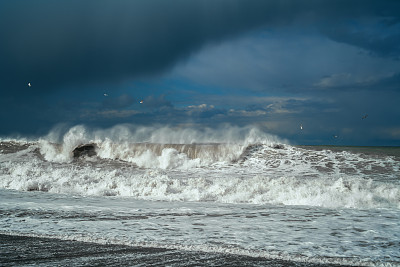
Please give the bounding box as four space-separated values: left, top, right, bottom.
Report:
1 126 399 265
1 142 399 209
38 124 285 163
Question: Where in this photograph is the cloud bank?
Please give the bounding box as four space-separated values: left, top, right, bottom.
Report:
1 0 399 145
1 0 399 96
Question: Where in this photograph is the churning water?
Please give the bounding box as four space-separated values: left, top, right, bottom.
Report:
1 125 399 266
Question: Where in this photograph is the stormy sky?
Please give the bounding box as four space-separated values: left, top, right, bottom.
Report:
1 0 399 145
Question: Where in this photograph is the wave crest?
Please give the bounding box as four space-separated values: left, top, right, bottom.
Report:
38 124 285 166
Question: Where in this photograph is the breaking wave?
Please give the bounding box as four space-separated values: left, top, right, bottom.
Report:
37 124 285 166
1 124 399 209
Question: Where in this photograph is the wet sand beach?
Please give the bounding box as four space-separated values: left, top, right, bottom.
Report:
0 234 347 266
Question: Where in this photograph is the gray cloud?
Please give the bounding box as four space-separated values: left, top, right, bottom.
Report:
0 0 284 96
1 0 400 142
102 94 135 109
172 29 400 94
141 95 173 109
322 19 400 59
1 0 399 96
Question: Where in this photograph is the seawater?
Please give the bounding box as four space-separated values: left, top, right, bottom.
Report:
0 125 399 266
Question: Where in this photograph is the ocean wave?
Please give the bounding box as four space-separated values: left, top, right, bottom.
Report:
1 125 399 209
36 124 285 164
1 152 399 209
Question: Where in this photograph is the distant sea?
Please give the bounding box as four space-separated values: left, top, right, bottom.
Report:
1 127 399 266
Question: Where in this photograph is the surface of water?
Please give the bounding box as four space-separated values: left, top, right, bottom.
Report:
1 132 399 266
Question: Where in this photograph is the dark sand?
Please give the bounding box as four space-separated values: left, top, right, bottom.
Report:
0 234 349 266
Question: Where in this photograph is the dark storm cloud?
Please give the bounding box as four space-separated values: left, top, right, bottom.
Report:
314 72 400 92
142 95 173 109
0 0 284 96
372 72 400 91
102 94 135 109
322 21 400 59
1 0 399 97
1 0 400 139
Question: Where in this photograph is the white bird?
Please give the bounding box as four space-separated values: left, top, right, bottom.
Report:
300 124 303 130
28 82 31 87
104 93 108 97
139 100 143 104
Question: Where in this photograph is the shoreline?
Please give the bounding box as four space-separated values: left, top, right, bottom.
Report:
0 234 349 266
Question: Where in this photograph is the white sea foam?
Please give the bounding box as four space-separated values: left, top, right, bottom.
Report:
41 124 284 145
95 141 246 168
2 126 400 265
1 144 399 209
37 124 285 164
1 125 399 209
1 190 398 266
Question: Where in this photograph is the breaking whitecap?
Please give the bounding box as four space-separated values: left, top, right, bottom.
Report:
1 125 400 265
